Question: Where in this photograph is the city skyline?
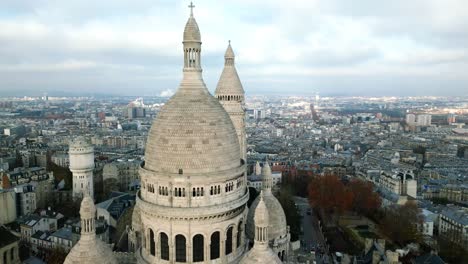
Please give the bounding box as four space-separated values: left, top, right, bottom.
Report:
1 0 468 97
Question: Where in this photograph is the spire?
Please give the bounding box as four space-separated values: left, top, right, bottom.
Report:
262 160 273 193
215 41 245 96
255 161 261 175
224 40 235 65
254 191 269 246
79 193 96 237
183 2 202 73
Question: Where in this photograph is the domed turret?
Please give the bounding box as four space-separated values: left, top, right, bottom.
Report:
240 192 282 264
215 41 246 161
246 161 290 260
64 194 117 264
183 2 201 43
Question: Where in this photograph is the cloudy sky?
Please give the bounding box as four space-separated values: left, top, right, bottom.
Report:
1 0 467 97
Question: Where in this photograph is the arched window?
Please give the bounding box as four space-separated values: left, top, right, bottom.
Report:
217 185 221 194
11 247 15 260
160 232 169 260
192 234 204 262
281 250 285 261
210 186 213 195
201 187 204 196
237 221 243 248
210 231 220 260
149 229 155 256
3 252 7 264
175 235 187 262
225 226 233 255
193 188 196 197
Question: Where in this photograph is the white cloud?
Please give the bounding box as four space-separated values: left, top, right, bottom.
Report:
0 0 467 96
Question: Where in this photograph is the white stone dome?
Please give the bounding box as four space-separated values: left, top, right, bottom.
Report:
64 237 117 264
183 15 201 42
246 193 287 242
239 247 282 264
144 83 241 175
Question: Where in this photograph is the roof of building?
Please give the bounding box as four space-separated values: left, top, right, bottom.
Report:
50 227 73 240
0 226 19 247
412 253 445 264
440 206 468 225
215 42 245 96
96 193 135 220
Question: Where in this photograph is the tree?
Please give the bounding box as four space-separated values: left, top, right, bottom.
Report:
348 179 381 215
275 185 302 241
378 202 423 245
45 246 68 264
308 175 353 215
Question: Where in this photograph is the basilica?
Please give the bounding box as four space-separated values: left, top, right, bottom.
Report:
63 3 290 264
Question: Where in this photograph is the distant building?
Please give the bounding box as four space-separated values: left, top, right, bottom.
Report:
0 189 17 225
378 170 417 198
69 137 95 199
102 161 140 193
439 205 468 247
447 113 456 124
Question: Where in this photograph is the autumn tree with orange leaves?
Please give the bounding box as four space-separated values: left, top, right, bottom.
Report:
308 176 381 217
348 179 381 215
308 175 354 215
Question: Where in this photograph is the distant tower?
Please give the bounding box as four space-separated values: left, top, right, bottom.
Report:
69 136 95 200
215 41 247 162
255 161 262 175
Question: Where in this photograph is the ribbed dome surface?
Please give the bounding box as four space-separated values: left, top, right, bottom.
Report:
183 16 201 42
64 238 117 264
246 193 287 242
144 78 241 175
239 248 282 264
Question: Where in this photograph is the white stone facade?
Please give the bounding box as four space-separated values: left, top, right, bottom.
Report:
69 137 95 199
134 5 250 264
215 42 247 162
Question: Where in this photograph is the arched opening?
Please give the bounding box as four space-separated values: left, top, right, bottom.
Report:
149 229 155 256
160 232 169 260
237 221 243 248
175 234 187 262
3 252 7 264
192 234 204 262
225 226 233 255
11 247 15 260
210 231 220 260
281 250 285 261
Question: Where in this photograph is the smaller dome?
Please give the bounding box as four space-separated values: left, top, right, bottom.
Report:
80 195 95 219
183 16 201 42
247 193 287 241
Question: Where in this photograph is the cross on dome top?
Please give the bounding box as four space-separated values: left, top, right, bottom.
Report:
188 1 195 16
